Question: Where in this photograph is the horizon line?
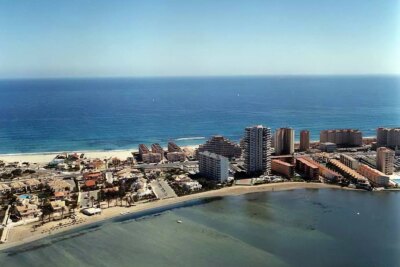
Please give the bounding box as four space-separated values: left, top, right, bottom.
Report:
0 73 400 81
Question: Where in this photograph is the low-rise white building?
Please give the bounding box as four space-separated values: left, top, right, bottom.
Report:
320 142 337 152
183 181 202 191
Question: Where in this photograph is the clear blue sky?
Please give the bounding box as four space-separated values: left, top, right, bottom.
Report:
0 0 399 78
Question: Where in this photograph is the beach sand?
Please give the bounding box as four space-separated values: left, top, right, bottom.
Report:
1 182 341 251
0 145 199 164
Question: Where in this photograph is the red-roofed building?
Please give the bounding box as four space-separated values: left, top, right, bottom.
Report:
70 153 80 160
295 157 319 180
271 159 294 178
85 180 96 188
83 172 102 181
88 160 105 170
54 191 66 199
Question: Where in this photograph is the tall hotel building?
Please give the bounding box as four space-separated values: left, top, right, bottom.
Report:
376 147 395 175
197 135 242 159
243 125 272 175
320 129 362 147
274 128 295 155
377 127 400 148
198 151 229 182
299 130 310 151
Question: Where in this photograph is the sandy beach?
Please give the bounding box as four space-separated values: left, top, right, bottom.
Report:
0 145 199 164
0 182 342 251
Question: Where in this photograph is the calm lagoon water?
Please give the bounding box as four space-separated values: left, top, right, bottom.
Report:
1 189 399 267
0 76 399 153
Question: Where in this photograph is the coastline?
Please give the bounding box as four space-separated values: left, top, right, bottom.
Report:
0 145 199 164
0 134 378 164
0 182 341 252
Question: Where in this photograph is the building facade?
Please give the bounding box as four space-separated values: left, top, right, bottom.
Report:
139 144 150 161
151 143 164 159
168 141 182 152
377 127 400 148
243 125 272 175
299 130 310 152
376 147 395 175
319 142 337 152
320 129 362 147
295 157 319 180
329 159 369 186
340 154 360 170
139 144 149 155
142 153 162 164
357 164 389 187
300 156 342 182
271 159 294 178
274 128 295 155
197 135 242 159
166 152 186 162
198 151 229 182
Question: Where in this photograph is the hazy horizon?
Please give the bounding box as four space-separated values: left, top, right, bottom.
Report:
1 73 400 81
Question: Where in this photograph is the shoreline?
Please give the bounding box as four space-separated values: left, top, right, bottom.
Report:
0 182 342 251
0 145 199 164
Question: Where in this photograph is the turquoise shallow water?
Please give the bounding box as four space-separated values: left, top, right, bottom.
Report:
1 189 400 267
0 76 399 153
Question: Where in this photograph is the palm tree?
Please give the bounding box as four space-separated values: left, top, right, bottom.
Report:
106 195 111 208
104 191 112 208
125 195 132 207
98 190 106 202
42 203 54 223
60 206 66 220
69 202 78 215
90 196 95 208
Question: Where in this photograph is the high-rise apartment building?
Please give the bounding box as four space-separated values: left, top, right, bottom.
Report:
299 130 310 151
320 129 362 147
198 151 229 182
376 147 395 175
274 128 295 155
243 125 272 175
377 127 400 148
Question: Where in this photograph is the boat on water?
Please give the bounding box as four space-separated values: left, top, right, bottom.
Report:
373 187 385 191
177 220 182 223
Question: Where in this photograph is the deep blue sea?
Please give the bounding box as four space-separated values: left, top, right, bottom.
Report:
0 76 399 154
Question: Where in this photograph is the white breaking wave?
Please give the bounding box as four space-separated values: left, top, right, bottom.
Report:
175 137 205 141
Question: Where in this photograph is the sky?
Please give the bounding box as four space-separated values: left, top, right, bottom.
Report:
0 0 399 78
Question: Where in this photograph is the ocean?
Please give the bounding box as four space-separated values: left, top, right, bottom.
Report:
1 189 400 267
0 75 399 154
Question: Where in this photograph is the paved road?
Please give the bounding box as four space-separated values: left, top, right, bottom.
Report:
136 161 198 169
